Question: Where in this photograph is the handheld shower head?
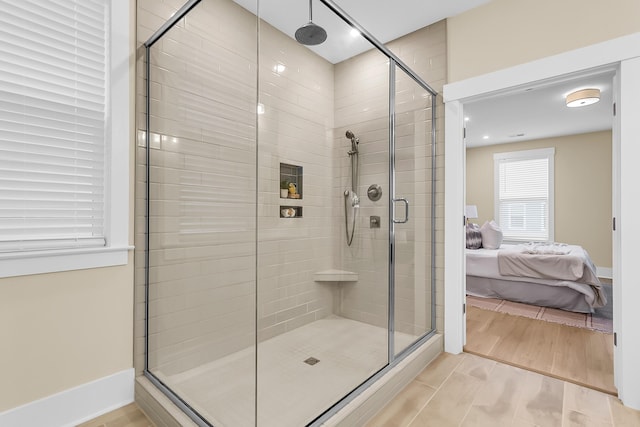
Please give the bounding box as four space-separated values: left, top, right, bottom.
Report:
345 130 359 143
343 131 360 246
345 130 359 156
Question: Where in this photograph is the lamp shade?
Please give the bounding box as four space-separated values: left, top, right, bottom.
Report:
566 88 600 108
465 205 478 219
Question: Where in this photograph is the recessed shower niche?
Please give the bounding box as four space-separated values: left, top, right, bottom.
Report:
280 205 302 218
280 163 303 218
279 162 302 199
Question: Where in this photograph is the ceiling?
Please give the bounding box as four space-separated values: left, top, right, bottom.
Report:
230 0 613 144
233 0 490 63
464 70 614 148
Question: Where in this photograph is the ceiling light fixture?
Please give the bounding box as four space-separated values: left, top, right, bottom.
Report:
566 88 600 108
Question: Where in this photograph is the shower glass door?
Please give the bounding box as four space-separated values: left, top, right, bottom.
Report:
392 64 435 356
144 0 258 425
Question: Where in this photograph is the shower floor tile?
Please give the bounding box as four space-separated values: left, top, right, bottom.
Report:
154 316 417 426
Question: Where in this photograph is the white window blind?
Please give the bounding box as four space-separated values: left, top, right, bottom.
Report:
494 148 554 242
0 0 109 252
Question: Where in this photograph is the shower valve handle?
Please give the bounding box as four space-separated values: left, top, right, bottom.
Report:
367 184 382 201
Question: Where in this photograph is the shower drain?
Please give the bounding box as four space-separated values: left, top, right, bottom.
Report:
304 357 320 366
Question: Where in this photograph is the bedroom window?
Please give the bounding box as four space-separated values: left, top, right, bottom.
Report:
494 148 555 242
0 0 130 277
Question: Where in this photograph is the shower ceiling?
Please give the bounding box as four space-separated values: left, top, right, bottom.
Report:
233 0 490 63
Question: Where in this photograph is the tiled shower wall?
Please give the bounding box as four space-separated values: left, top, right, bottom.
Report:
134 0 446 377
135 0 336 375
333 50 391 329
255 18 336 343
136 0 259 376
333 22 446 336
390 23 447 335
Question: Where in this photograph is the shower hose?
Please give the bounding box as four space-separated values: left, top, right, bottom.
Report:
344 152 359 246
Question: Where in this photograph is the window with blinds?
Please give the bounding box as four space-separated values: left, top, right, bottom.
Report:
494 148 555 242
0 0 109 252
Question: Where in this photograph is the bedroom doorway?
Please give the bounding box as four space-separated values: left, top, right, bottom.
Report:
460 71 616 394
444 34 640 410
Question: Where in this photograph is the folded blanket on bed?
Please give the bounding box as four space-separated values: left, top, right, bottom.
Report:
498 252 584 282
498 245 583 281
520 242 571 255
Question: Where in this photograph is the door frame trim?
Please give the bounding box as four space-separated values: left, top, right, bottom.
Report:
443 32 640 410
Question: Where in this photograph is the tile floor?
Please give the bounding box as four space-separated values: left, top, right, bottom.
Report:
84 352 640 426
153 316 417 426
365 352 640 427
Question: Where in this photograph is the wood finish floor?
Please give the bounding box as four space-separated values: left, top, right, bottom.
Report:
464 305 616 395
83 353 639 427
366 352 640 427
77 403 154 427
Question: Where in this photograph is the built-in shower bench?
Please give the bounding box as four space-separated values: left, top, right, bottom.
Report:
313 269 358 282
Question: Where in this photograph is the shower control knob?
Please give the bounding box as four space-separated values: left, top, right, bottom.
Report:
367 184 382 202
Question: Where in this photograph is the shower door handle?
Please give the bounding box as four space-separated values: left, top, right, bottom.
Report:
392 198 409 224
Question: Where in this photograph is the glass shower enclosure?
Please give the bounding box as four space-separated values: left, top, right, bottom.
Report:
142 0 437 425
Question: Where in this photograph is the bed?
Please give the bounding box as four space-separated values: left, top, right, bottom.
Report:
466 243 606 313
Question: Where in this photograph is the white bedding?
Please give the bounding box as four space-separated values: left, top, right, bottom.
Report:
466 244 605 310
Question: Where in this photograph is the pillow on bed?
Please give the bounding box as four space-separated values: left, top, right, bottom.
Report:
466 223 482 249
480 220 503 249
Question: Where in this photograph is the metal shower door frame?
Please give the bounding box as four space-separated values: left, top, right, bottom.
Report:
141 0 438 425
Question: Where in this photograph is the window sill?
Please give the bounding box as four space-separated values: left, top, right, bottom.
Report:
0 246 134 278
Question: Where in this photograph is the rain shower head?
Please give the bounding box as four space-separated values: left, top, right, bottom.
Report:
295 23 327 46
295 0 327 46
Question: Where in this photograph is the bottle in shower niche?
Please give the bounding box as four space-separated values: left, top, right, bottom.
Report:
280 180 289 198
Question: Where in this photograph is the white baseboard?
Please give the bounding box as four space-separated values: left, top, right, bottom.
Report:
0 368 134 427
597 266 613 280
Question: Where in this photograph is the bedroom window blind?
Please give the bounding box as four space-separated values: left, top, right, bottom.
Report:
494 148 555 242
0 0 109 253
